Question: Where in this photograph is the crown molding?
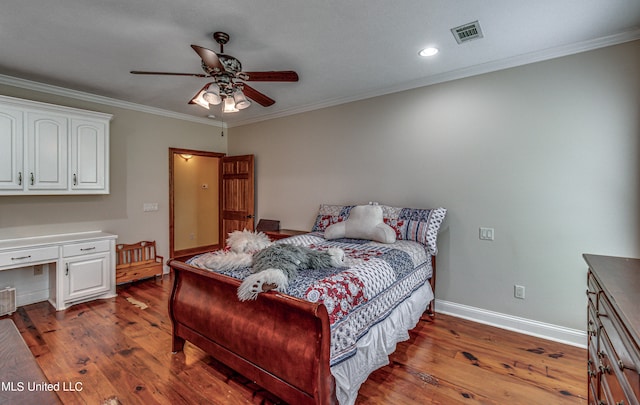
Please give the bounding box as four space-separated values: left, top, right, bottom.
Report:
2 28 638 130
0 74 225 128
228 28 640 127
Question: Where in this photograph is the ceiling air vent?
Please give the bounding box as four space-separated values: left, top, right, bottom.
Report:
451 20 483 44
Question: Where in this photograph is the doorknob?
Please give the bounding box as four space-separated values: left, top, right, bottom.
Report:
246 215 255 219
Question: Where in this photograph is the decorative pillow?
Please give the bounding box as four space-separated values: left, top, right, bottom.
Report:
311 204 354 232
312 203 447 255
324 204 396 244
380 205 447 256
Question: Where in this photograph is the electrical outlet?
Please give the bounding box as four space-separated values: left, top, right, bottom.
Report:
514 285 525 299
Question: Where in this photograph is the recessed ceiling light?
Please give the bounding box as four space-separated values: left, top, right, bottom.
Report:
419 47 439 57
207 114 216 119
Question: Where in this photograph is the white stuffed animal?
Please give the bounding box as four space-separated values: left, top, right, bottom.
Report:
203 229 272 271
324 204 396 243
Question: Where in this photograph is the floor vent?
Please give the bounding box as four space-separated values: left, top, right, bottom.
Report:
0 287 16 316
451 20 483 44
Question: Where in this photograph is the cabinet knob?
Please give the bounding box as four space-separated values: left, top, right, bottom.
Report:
599 362 611 374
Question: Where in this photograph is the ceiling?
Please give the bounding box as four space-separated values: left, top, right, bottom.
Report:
2 1 640 127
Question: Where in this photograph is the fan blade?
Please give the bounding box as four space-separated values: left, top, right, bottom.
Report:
130 71 207 77
243 71 299 82
191 45 225 72
242 84 275 107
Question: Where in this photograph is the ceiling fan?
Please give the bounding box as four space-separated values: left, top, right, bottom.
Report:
130 31 299 113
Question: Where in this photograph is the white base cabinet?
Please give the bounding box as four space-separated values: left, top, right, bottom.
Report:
0 95 111 195
0 231 117 310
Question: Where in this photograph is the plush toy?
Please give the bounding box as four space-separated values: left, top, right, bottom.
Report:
237 244 345 301
324 203 396 243
202 229 272 271
202 229 345 301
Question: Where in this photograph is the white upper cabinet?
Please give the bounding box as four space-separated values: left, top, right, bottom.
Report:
0 106 23 191
0 95 112 195
26 111 69 190
71 119 107 191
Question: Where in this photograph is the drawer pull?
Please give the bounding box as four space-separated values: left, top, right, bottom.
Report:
11 255 32 260
618 359 637 372
599 362 611 374
80 247 96 251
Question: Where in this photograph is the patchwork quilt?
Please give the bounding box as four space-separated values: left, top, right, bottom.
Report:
188 232 433 366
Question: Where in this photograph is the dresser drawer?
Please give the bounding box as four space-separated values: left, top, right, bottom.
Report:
0 246 59 268
599 329 639 405
63 240 111 257
587 271 600 308
599 297 640 401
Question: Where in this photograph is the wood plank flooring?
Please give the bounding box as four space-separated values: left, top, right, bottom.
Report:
4 276 587 404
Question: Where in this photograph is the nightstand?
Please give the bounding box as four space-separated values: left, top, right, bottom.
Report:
264 229 307 241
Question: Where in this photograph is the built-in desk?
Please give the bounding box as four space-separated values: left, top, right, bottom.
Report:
0 231 117 311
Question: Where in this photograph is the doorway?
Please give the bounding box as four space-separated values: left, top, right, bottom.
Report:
169 148 224 259
169 148 255 260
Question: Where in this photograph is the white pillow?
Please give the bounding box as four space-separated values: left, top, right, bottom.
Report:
324 204 396 244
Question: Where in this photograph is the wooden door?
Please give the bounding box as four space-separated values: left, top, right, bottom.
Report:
220 155 255 244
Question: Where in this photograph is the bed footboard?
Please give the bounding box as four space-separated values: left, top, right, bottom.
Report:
168 259 336 405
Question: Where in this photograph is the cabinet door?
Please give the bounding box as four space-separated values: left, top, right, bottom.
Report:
64 252 110 303
0 106 24 191
26 112 68 190
70 119 107 191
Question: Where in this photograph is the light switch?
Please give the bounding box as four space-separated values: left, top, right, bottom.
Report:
143 203 159 212
479 227 494 241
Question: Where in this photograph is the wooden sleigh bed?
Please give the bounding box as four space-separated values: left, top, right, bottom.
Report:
168 204 446 404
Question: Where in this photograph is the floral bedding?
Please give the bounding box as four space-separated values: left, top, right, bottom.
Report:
188 232 433 366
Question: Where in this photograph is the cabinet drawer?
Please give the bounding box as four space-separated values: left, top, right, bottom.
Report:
63 239 110 257
599 330 638 405
588 300 599 345
599 297 640 401
0 246 58 268
587 271 599 308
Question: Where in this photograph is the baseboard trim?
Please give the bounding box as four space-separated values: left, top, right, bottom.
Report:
435 299 587 348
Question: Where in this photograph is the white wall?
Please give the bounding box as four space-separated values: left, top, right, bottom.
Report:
228 41 640 332
0 83 227 303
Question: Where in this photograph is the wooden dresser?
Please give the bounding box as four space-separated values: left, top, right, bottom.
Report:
583 254 640 405
264 229 307 241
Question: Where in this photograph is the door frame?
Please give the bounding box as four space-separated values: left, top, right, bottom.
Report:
169 147 225 260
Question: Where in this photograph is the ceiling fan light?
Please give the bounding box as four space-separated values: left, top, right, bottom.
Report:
203 86 222 105
223 96 239 113
233 90 251 110
192 92 210 109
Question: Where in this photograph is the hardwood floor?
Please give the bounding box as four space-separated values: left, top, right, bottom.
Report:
5 276 587 404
